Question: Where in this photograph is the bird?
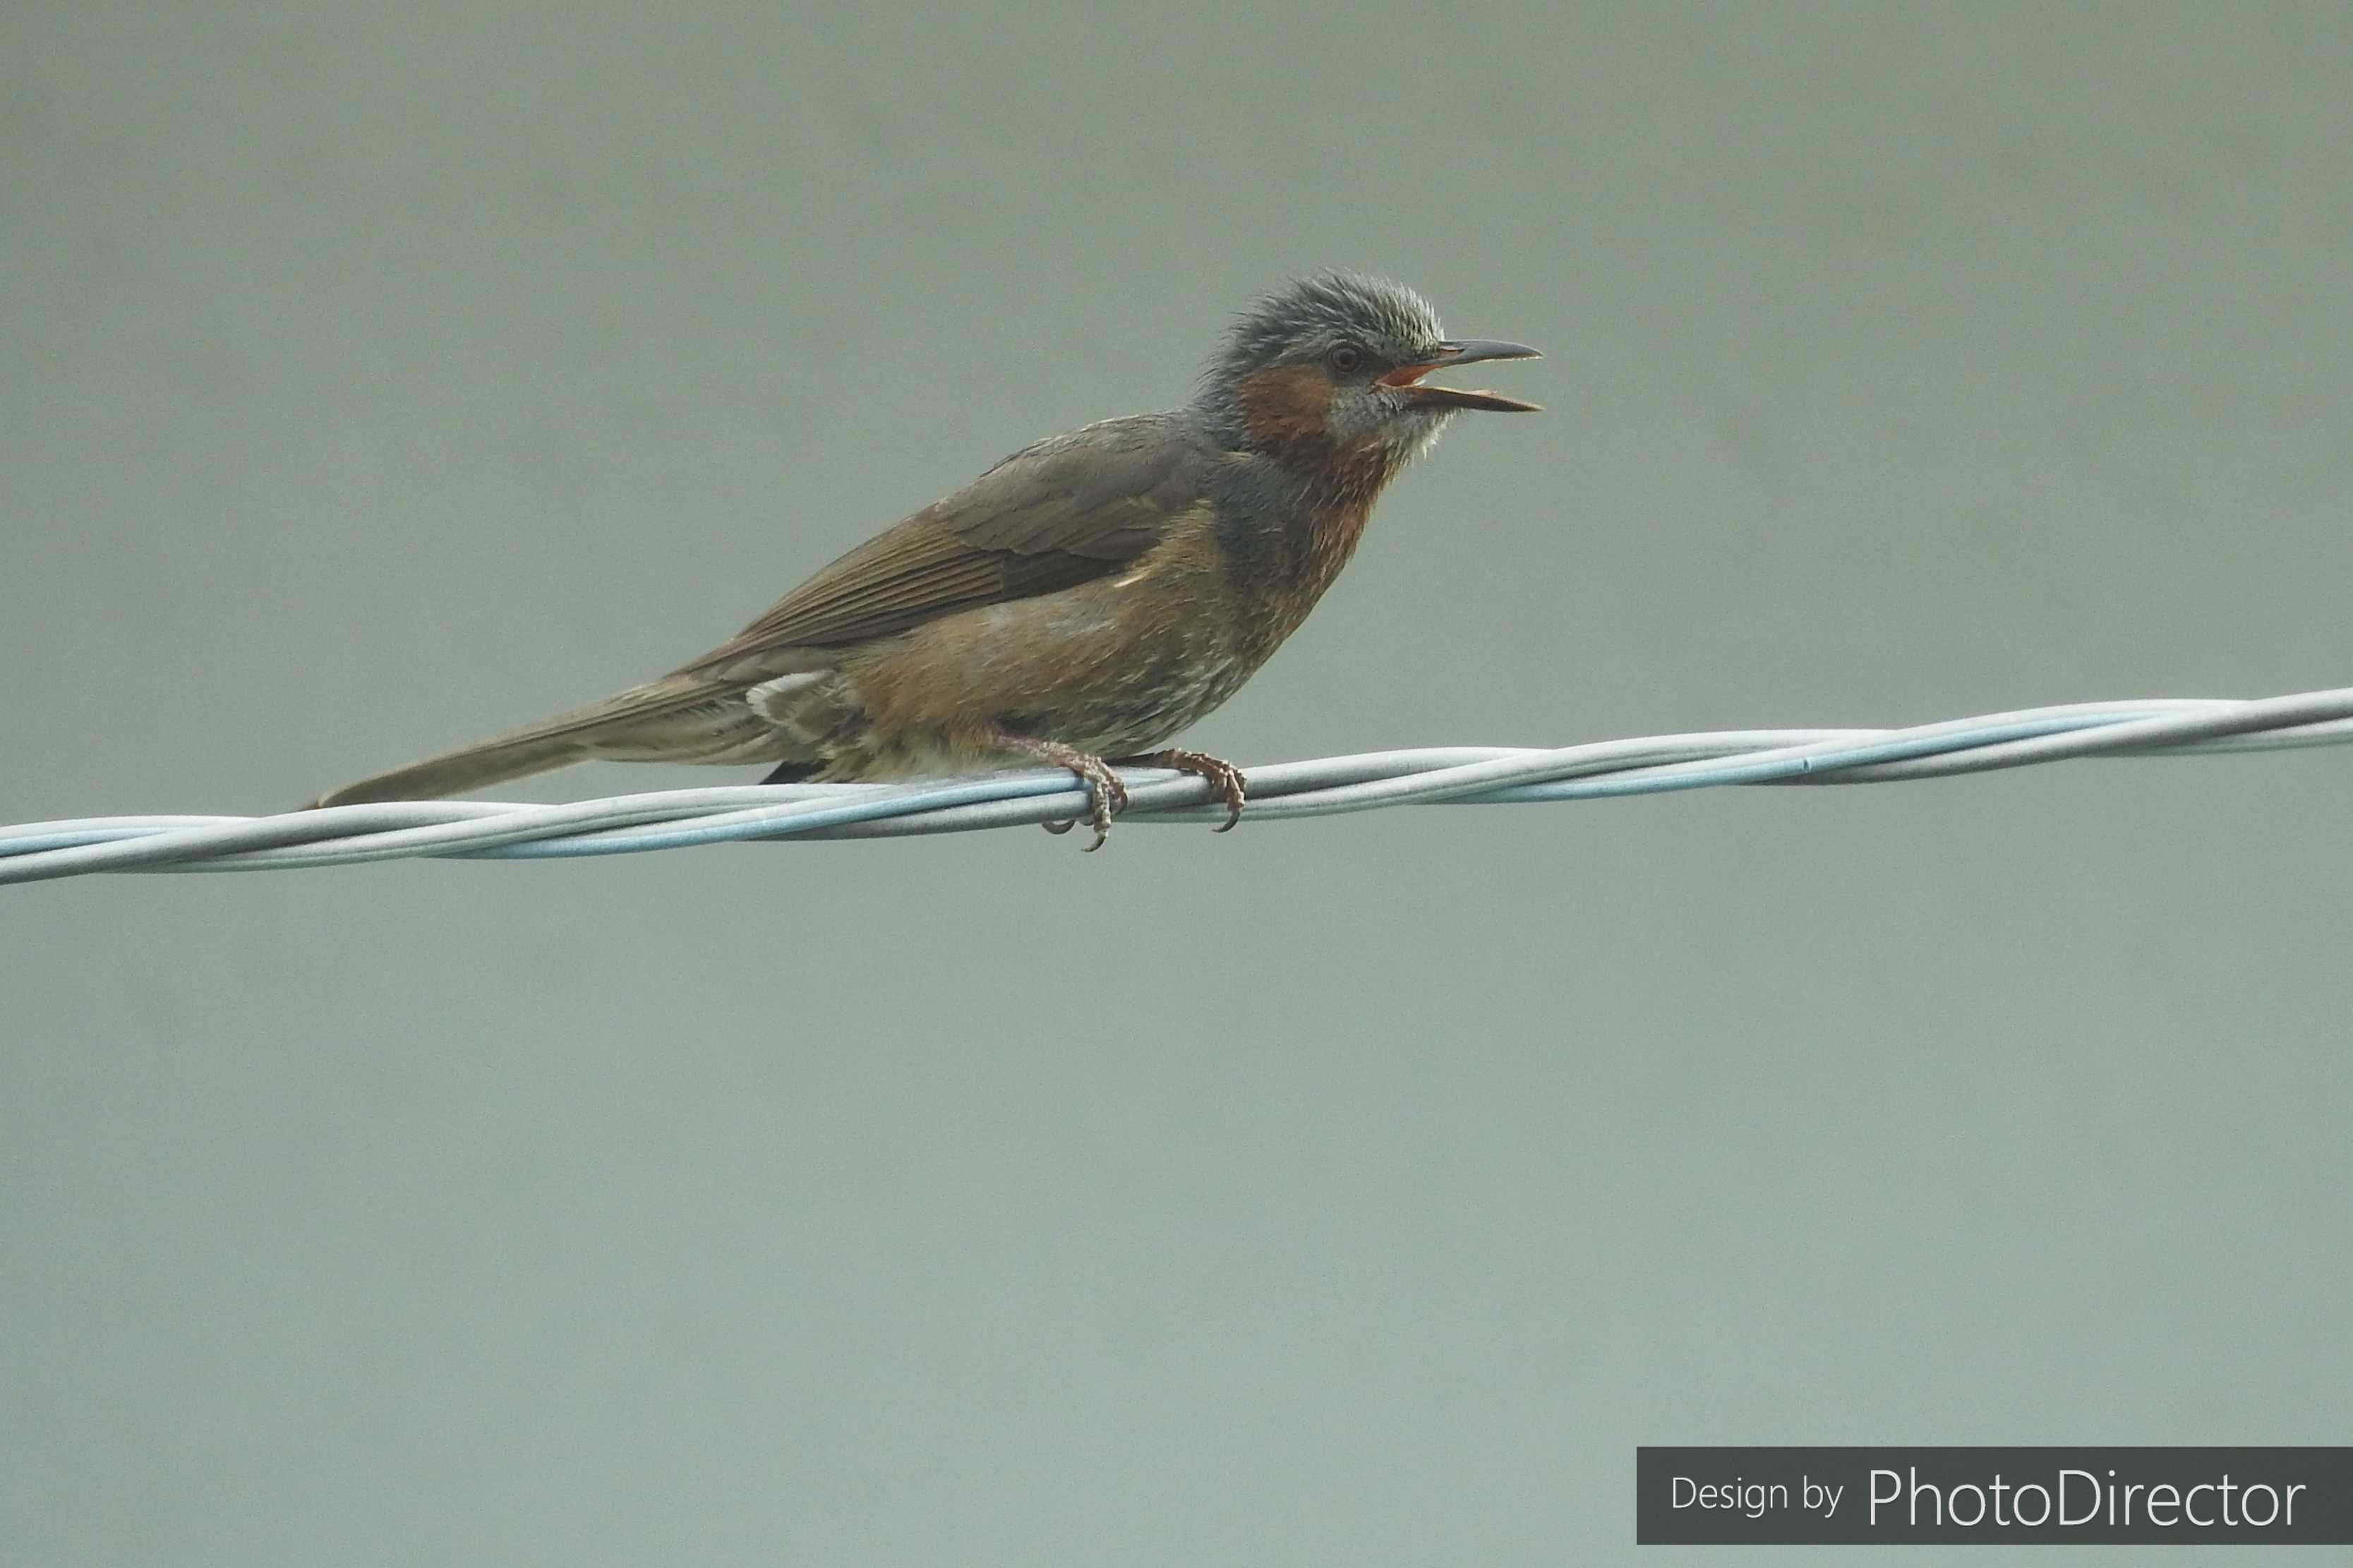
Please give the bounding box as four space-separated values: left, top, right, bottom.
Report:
314 272 1539 847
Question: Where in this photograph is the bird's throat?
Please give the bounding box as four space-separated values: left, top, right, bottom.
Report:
1221 364 1420 647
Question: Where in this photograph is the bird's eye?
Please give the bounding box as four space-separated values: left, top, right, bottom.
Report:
1326 342 1364 375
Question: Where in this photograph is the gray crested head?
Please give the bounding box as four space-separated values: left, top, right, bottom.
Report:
1211 272 1448 387
1193 271 1541 462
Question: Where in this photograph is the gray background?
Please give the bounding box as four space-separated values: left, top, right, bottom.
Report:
4 4 2347 1563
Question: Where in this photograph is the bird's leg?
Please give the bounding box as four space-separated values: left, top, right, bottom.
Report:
992 732 1129 851
1112 749 1248 832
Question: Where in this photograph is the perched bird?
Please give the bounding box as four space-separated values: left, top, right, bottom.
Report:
315 272 1539 846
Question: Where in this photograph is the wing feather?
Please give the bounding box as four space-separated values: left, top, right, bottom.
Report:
670 412 1210 681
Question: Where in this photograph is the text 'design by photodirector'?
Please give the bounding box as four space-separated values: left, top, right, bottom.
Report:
1635 1447 2352 1545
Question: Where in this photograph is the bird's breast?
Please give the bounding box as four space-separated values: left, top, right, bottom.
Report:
1213 471 1386 665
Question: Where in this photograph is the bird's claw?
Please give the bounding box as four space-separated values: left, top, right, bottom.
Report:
1077 766 1129 851
1038 768 1136 846
1014 737 1242 848
1001 733 1128 848
1119 749 1247 833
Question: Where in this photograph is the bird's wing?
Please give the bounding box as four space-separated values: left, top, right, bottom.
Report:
359 414 1213 766
671 412 1208 684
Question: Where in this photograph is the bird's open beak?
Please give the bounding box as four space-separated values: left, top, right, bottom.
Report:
1380 339 1543 412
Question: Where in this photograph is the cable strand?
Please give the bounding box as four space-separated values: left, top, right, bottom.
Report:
4 687 2347 884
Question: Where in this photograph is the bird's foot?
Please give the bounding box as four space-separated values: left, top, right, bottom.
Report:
1114 749 1247 832
997 734 1129 850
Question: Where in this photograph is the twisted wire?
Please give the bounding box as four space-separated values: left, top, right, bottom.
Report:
4 686 2348 885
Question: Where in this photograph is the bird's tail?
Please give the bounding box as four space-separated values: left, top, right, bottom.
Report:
312 675 776 807
311 730 590 807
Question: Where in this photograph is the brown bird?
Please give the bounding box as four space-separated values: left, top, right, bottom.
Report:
315 272 1539 846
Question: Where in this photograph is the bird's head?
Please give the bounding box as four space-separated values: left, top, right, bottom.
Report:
1198 272 1540 468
